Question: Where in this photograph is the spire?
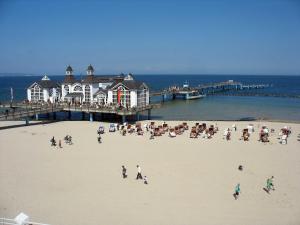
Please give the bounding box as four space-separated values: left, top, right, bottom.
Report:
66 65 73 75
42 74 50 80
86 64 94 76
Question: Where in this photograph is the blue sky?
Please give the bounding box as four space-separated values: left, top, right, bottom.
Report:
0 0 300 75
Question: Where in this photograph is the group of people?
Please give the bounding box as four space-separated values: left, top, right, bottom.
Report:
50 135 73 149
233 166 275 200
122 165 148 185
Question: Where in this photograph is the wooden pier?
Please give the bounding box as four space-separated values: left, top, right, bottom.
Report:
0 103 159 123
150 80 269 101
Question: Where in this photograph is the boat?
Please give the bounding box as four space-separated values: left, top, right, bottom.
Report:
176 81 206 100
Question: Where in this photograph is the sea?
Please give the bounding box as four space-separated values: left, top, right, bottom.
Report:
0 75 300 122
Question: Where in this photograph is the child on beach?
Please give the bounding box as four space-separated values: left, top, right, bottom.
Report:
122 165 127 178
143 176 148 184
233 183 241 200
266 176 275 192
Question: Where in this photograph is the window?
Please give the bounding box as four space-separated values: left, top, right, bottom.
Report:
64 85 69 93
137 88 147 107
85 85 91 103
30 84 43 102
113 86 130 107
73 85 83 92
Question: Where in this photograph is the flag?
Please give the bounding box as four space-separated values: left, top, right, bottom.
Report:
10 87 13 102
117 88 122 104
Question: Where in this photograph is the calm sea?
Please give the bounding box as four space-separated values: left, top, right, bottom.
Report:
0 75 300 121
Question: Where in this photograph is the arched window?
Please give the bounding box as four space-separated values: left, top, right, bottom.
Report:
64 85 69 93
31 84 43 102
73 85 83 92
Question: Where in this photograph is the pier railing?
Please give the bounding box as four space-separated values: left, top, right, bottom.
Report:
0 102 160 120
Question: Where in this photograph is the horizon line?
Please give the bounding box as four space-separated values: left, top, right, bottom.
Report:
0 73 300 77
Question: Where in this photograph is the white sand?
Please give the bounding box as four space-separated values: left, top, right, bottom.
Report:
1 120 300 225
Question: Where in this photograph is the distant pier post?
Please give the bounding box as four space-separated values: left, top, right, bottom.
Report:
89 112 94 122
122 115 126 124
25 117 29 126
147 109 151 120
35 113 39 120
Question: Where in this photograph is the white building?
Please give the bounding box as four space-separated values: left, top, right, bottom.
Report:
27 65 150 108
27 75 61 103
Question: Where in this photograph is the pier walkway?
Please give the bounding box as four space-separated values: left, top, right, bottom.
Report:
150 80 269 101
0 103 159 123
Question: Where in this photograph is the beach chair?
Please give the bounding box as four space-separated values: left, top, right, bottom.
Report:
183 122 189 130
190 128 197 138
150 121 155 129
109 124 116 132
137 128 144 135
174 126 180 135
247 124 254 133
208 127 214 136
169 128 176 137
158 125 164 134
163 123 169 132
179 125 184 134
154 127 161 136
281 135 287 144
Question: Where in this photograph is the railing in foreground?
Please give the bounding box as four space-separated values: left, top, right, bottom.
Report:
0 218 50 225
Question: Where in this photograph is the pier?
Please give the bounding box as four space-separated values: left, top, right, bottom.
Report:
0 80 271 123
150 80 269 102
0 103 159 123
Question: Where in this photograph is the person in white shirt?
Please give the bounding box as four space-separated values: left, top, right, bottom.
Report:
136 165 143 180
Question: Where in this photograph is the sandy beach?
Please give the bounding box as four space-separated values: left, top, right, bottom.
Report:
1 120 300 225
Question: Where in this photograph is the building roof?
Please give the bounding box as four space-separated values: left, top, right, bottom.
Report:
65 93 83 98
81 75 125 84
66 65 73 72
110 80 148 90
87 64 94 71
28 80 60 89
93 88 108 97
63 75 78 84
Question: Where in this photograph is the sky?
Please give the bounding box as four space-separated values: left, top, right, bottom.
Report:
0 0 300 75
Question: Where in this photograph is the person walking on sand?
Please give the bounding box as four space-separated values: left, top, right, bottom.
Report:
143 176 148 185
266 176 275 192
122 165 127 178
136 165 143 180
233 183 241 200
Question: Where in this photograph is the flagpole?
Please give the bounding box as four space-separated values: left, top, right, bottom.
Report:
10 87 13 103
